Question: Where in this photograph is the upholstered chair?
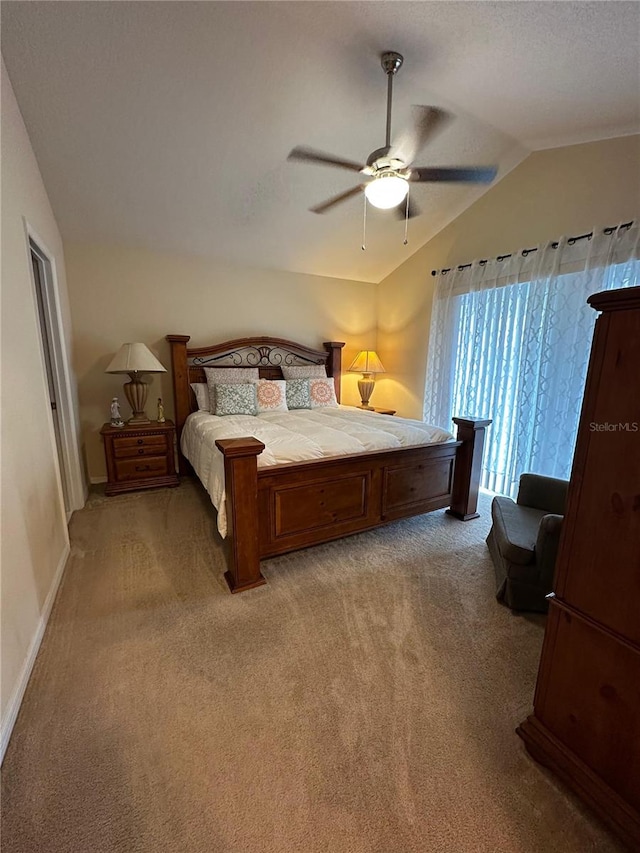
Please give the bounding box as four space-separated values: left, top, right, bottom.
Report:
486 473 569 613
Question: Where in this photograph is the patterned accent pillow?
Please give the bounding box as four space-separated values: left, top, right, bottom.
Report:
281 365 327 380
204 367 259 411
190 383 211 412
253 379 288 413
214 382 257 416
309 377 338 408
286 378 312 410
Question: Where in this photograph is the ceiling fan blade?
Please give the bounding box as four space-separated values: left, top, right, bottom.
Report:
288 146 365 173
393 197 421 220
410 166 498 183
389 106 452 167
310 185 364 214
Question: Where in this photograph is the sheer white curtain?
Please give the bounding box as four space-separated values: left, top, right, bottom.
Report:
424 223 640 497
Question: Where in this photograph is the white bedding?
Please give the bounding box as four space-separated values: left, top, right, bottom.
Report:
181 406 454 538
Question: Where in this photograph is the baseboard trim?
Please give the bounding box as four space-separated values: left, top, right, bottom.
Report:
0 542 70 763
90 476 107 485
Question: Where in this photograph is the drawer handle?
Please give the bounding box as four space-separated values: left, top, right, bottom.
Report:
135 465 151 472
138 448 144 454
137 439 143 445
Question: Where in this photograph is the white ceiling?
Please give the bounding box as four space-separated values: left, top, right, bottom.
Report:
2 1 639 283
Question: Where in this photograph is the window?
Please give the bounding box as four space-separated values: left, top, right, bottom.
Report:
425 228 639 497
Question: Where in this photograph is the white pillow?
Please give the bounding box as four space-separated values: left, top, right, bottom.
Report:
190 383 211 412
253 379 288 413
281 364 327 380
309 377 338 408
204 367 259 411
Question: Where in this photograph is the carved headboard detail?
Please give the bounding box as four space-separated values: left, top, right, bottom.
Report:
166 335 345 472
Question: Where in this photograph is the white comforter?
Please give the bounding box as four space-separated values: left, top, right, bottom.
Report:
181 406 454 537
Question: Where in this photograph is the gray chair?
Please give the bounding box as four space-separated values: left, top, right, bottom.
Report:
486 473 569 613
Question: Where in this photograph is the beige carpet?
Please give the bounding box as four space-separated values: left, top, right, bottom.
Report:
1 480 623 853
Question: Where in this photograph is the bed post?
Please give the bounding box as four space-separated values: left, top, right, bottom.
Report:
216 437 267 593
166 335 191 475
447 417 492 521
324 341 345 402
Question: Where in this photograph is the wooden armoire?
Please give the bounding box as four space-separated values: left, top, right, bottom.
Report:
517 286 640 850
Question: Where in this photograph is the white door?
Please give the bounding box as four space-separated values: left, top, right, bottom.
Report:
30 243 70 513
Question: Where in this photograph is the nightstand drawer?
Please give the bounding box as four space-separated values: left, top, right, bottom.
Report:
112 433 167 451
114 441 167 459
115 456 168 481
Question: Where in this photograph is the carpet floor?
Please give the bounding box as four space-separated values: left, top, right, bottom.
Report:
1 479 623 853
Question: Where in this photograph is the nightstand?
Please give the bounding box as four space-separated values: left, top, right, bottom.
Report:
357 406 396 416
100 420 179 496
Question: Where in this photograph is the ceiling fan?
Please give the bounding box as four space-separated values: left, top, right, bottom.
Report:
288 51 498 219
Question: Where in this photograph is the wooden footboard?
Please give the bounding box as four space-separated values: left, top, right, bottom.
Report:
217 417 490 593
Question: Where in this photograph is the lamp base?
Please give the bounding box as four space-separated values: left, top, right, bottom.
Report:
127 413 151 426
124 374 150 424
357 375 376 408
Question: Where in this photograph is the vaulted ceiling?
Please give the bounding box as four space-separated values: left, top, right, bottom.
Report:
2 2 638 283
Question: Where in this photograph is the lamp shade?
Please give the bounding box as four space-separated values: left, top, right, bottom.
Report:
347 350 386 374
105 343 166 374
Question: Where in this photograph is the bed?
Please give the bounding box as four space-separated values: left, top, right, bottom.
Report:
167 334 491 593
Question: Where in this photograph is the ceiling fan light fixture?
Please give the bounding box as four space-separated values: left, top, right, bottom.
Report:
364 173 409 209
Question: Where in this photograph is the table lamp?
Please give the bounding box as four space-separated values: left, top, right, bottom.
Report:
348 350 386 409
105 343 166 425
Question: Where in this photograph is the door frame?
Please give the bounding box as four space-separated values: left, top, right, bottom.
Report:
23 219 86 516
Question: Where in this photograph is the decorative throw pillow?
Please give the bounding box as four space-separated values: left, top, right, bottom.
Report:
204 367 259 411
309 377 338 408
190 382 211 412
281 365 327 380
253 379 288 413
214 382 257 416
286 378 312 410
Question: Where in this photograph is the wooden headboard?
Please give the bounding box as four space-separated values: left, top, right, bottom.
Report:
166 335 345 470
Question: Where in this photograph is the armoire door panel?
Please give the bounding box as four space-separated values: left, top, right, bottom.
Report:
536 604 640 811
555 308 640 645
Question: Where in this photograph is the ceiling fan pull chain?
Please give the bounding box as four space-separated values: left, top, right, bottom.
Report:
404 188 410 245
362 193 367 251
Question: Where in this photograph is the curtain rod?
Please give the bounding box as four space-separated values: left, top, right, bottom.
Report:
431 221 634 276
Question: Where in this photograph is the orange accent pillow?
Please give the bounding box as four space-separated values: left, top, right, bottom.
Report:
254 379 288 413
309 378 338 408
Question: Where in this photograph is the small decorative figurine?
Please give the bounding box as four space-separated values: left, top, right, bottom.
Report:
157 397 165 423
110 397 124 428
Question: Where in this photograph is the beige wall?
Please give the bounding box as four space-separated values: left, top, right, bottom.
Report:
0 60 78 743
375 134 640 418
64 244 377 480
